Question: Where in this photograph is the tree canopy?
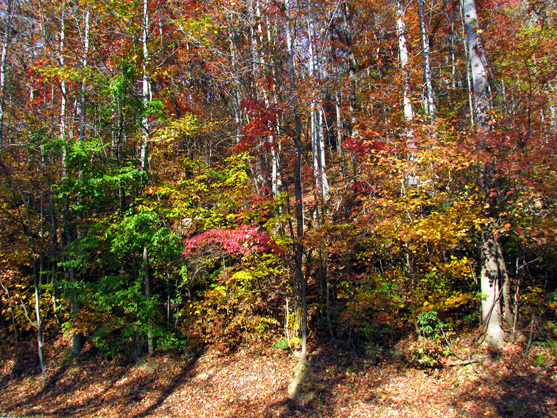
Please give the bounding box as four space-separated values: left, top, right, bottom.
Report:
0 0 556 368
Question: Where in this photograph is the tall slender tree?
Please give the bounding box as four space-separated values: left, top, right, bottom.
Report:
0 0 12 152
462 0 505 349
418 0 436 121
285 0 307 364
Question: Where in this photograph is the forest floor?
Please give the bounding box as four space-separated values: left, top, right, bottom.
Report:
0 333 556 417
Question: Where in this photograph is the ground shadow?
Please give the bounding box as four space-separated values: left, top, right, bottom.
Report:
0 337 45 381
132 353 200 417
1 346 202 417
454 359 557 417
266 342 387 417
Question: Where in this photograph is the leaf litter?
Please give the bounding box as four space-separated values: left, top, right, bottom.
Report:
0 335 556 417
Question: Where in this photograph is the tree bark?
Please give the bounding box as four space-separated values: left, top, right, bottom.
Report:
480 225 505 348
463 0 490 133
460 3 475 127
285 0 307 362
396 0 414 124
0 0 12 153
143 245 154 355
463 0 505 350
307 14 329 199
22 194 46 373
141 0 154 356
496 234 512 327
418 0 436 121
141 0 151 174
341 2 359 182
396 0 418 188
57 1 82 355
33 256 46 373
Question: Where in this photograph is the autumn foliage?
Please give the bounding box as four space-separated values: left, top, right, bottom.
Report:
0 0 556 378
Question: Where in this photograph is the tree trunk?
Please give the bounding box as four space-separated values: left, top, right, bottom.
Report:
341 2 359 182
334 90 345 178
460 3 475 127
143 245 154 355
285 0 307 362
22 194 46 373
0 0 12 153
78 5 90 142
418 0 436 121
496 235 512 327
463 0 490 133
480 225 505 348
57 2 82 355
48 191 60 323
396 0 413 124
59 2 67 146
463 0 505 350
65 213 82 355
396 0 418 188
229 32 243 143
33 256 46 373
141 0 154 356
141 0 151 174
307 14 329 199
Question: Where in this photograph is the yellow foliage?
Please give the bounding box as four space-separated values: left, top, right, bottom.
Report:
419 292 474 313
151 114 198 144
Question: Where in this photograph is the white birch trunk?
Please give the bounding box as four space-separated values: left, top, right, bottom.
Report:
341 2 359 181
264 11 281 197
396 0 418 188
252 0 282 197
396 0 414 123
141 0 151 174
307 16 329 198
463 0 505 350
59 4 67 149
449 20 457 90
418 0 436 121
335 90 343 160
463 0 490 133
285 0 307 363
79 5 90 141
229 34 243 143
460 3 475 126
0 0 12 151
317 106 328 195
57 3 82 355
141 0 153 355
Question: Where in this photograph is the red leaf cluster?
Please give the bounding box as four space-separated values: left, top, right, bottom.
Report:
235 99 283 152
183 225 282 256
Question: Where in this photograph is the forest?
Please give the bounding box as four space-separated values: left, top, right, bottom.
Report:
0 0 556 416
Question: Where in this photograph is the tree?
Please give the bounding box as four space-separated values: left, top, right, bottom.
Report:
0 0 13 151
284 0 308 363
1 0 557 369
418 0 436 121
462 0 505 349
